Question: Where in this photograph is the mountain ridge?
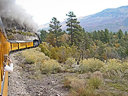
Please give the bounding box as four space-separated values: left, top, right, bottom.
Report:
40 5 128 32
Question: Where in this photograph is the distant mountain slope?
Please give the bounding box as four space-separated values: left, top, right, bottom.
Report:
40 5 128 32
79 5 128 32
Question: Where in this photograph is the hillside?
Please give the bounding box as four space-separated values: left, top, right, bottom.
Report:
40 5 128 32
79 5 128 32
8 47 128 96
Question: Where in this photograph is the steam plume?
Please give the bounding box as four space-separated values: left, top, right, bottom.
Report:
0 0 38 32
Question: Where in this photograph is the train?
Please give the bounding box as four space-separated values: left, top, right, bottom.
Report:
0 17 41 96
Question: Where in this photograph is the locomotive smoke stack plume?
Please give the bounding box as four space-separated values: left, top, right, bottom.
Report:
0 0 38 32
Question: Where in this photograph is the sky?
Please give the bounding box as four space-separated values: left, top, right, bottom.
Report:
16 0 128 25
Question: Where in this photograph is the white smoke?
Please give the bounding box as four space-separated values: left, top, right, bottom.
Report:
0 0 38 32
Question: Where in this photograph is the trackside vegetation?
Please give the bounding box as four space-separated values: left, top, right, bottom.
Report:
21 11 128 95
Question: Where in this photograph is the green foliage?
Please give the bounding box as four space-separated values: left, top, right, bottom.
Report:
66 11 83 46
21 32 27 35
50 46 60 61
49 45 79 63
12 30 16 34
48 17 62 47
46 33 56 47
65 58 76 68
106 79 128 93
7 35 14 40
17 31 22 34
104 29 109 43
117 29 123 39
39 44 51 57
40 29 48 42
26 32 33 36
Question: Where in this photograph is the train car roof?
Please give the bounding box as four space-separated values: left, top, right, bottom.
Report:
8 40 33 43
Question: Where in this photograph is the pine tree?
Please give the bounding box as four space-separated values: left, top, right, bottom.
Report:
80 30 91 60
93 30 99 40
100 30 105 42
40 29 48 42
104 29 109 43
48 17 62 47
117 29 123 39
66 11 81 46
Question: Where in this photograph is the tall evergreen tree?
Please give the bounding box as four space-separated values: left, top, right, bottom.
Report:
117 29 123 39
66 11 81 45
104 29 109 43
48 17 62 47
125 31 127 36
40 29 48 42
93 30 99 40
100 30 105 42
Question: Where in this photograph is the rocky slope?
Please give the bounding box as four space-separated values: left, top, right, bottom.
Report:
8 51 69 96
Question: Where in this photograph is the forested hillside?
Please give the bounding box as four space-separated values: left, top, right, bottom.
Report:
40 11 128 62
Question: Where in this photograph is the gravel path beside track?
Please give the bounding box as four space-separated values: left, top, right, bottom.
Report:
8 51 69 96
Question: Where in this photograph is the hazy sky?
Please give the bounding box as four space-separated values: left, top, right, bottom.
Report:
16 0 128 25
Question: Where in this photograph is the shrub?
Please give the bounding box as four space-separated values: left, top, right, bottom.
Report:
24 57 35 64
63 78 71 89
63 77 85 89
21 32 27 35
88 71 103 89
17 31 22 34
21 48 61 74
49 46 60 60
21 48 49 64
63 77 95 96
26 32 33 36
100 59 128 78
50 46 71 63
12 31 16 34
69 85 94 96
65 58 76 68
40 59 60 74
79 58 104 73
35 47 41 52
7 35 15 40
39 44 51 57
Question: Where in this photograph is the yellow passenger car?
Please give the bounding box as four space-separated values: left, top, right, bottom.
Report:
0 16 40 95
0 17 10 96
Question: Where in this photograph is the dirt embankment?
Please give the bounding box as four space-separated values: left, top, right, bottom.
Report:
8 51 69 96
